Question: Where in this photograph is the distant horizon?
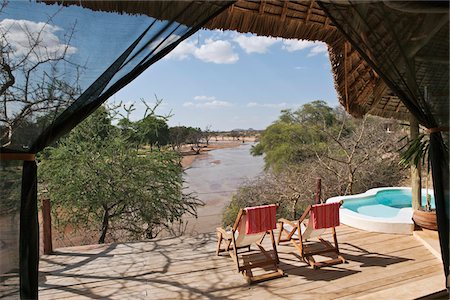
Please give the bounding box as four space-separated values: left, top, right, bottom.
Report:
110 29 339 131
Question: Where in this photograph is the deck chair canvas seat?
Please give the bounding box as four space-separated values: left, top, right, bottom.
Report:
216 204 285 284
277 201 345 269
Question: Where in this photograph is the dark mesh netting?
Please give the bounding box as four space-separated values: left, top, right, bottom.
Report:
0 160 21 299
319 1 449 289
0 1 232 298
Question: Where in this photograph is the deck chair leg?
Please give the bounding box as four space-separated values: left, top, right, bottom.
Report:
305 255 318 269
332 227 339 253
332 227 346 263
277 222 283 245
231 230 240 272
258 232 267 244
269 230 280 264
216 232 223 256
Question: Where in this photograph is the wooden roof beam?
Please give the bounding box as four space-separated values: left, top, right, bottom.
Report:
366 81 390 113
228 4 234 14
281 1 288 22
305 0 316 23
347 66 375 92
259 1 266 15
355 80 375 105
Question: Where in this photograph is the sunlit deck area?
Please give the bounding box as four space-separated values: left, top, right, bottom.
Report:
39 225 444 299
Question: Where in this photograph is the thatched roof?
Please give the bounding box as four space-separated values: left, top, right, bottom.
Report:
44 0 447 121
201 1 410 120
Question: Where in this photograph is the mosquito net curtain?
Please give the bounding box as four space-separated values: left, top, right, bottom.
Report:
319 1 449 289
0 1 232 298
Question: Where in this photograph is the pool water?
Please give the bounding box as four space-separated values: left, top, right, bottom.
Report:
342 189 435 218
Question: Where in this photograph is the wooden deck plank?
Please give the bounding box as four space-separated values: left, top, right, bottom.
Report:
38 225 445 299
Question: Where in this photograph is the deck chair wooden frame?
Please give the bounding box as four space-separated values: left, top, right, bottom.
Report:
216 207 285 283
277 201 345 269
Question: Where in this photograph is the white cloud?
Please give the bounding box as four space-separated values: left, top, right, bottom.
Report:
247 102 288 108
308 44 328 57
210 29 234 40
165 38 238 64
282 40 316 52
282 39 328 57
233 35 279 54
184 96 232 108
164 39 197 61
194 95 216 101
0 19 77 61
195 39 238 64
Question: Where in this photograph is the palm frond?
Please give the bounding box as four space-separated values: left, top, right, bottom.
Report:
399 133 430 168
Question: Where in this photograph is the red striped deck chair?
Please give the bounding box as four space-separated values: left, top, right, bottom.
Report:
216 204 285 283
277 201 346 269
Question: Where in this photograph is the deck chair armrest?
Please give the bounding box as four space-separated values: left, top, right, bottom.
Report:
216 227 232 239
278 218 297 228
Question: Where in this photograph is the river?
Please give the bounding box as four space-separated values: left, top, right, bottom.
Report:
182 142 265 234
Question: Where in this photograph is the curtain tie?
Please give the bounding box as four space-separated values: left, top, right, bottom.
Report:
426 127 450 134
0 153 35 161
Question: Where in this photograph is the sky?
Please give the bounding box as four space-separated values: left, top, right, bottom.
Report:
110 30 339 131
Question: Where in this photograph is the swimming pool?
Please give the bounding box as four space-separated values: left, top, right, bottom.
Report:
327 187 435 234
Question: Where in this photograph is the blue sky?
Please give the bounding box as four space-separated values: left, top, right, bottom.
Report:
111 30 339 131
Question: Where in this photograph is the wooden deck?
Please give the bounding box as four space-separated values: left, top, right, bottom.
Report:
38 225 445 299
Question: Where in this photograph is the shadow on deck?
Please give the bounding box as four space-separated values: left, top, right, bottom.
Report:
37 226 445 299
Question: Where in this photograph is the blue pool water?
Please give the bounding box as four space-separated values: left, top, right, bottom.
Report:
342 189 435 218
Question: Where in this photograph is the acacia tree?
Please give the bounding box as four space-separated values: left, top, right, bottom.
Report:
222 163 320 227
40 106 202 243
251 101 407 196
314 112 406 195
169 126 187 150
0 15 81 148
225 102 407 226
202 125 212 146
116 97 170 150
137 115 169 150
251 101 332 171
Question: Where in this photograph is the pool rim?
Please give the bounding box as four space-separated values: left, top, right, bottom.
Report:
326 187 434 235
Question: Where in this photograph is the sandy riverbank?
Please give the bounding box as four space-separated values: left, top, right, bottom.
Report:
180 138 257 169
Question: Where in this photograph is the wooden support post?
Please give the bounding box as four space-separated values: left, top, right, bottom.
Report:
315 178 322 204
42 198 53 255
410 114 422 210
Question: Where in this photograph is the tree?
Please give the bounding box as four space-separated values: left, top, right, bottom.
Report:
0 16 81 148
169 126 188 150
224 101 408 227
186 127 202 149
251 101 333 171
313 114 407 195
202 125 212 146
117 97 170 150
168 126 202 152
136 115 169 150
251 100 407 195
116 119 136 147
222 164 318 227
229 130 240 141
40 106 201 243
